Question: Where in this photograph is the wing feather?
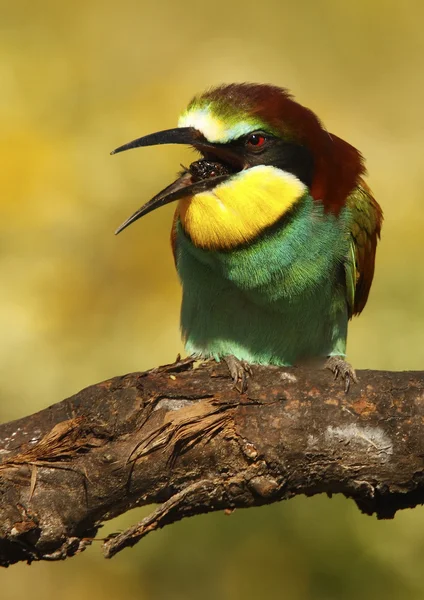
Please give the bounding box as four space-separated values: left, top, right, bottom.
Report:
345 180 383 316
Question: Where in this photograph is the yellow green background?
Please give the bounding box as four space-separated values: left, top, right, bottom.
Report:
1 0 424 598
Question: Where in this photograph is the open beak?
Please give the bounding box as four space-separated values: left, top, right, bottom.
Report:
111 127 240 234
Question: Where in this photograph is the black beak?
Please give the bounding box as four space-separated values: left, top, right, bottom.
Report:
111 127 202 155
114 171 230 234
111 127 240 234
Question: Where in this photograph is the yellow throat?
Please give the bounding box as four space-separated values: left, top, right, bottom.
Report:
178 165 307 250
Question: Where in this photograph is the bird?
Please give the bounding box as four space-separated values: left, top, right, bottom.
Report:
111 83 383 392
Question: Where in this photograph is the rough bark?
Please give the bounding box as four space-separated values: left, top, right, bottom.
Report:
0 358 423 566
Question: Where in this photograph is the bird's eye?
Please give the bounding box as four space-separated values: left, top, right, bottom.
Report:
245 132 266 150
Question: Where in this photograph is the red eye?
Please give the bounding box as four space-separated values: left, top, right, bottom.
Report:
246 133 266 149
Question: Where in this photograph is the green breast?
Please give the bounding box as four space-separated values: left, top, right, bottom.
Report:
175 195 352 365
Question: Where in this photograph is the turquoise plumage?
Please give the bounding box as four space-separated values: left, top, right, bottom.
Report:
176 196 351 365
112 83 383 388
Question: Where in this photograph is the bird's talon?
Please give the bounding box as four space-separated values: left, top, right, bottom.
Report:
325 356 357 393
222 355 252 393
245 364 254 376
344 375 350 393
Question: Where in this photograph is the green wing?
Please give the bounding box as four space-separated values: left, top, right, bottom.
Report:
345 181 383 317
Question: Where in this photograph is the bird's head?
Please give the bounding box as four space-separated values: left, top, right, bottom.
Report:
112 84 364 249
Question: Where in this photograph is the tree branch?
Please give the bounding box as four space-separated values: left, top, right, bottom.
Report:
0 358 423 566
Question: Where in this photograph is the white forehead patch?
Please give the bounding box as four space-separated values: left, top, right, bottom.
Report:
178 107 256 143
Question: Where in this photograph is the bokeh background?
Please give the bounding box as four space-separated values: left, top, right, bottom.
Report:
1 0 424 598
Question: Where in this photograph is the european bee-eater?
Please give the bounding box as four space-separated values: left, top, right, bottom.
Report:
112 84 383 391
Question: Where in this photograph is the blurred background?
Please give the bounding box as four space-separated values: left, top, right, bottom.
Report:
1 0 424 597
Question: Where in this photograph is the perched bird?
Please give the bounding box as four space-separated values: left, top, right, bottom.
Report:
112 83 383 391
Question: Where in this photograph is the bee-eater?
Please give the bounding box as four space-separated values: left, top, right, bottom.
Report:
112 83 383 391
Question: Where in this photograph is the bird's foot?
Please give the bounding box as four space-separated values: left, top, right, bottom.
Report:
325 356 358 393
222 355 253 393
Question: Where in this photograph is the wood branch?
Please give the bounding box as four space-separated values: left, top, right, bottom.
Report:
0 358 423 566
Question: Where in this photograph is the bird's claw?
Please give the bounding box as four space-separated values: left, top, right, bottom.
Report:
325 356 358 393
222 355 253 393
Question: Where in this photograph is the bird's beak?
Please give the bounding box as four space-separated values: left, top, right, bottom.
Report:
111 127 239 234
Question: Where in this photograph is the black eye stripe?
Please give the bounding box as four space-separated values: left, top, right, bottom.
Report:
198 133 314 188
247 141 314 188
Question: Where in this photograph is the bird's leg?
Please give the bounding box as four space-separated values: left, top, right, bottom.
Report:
324 356 358 393
222 355 253 393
